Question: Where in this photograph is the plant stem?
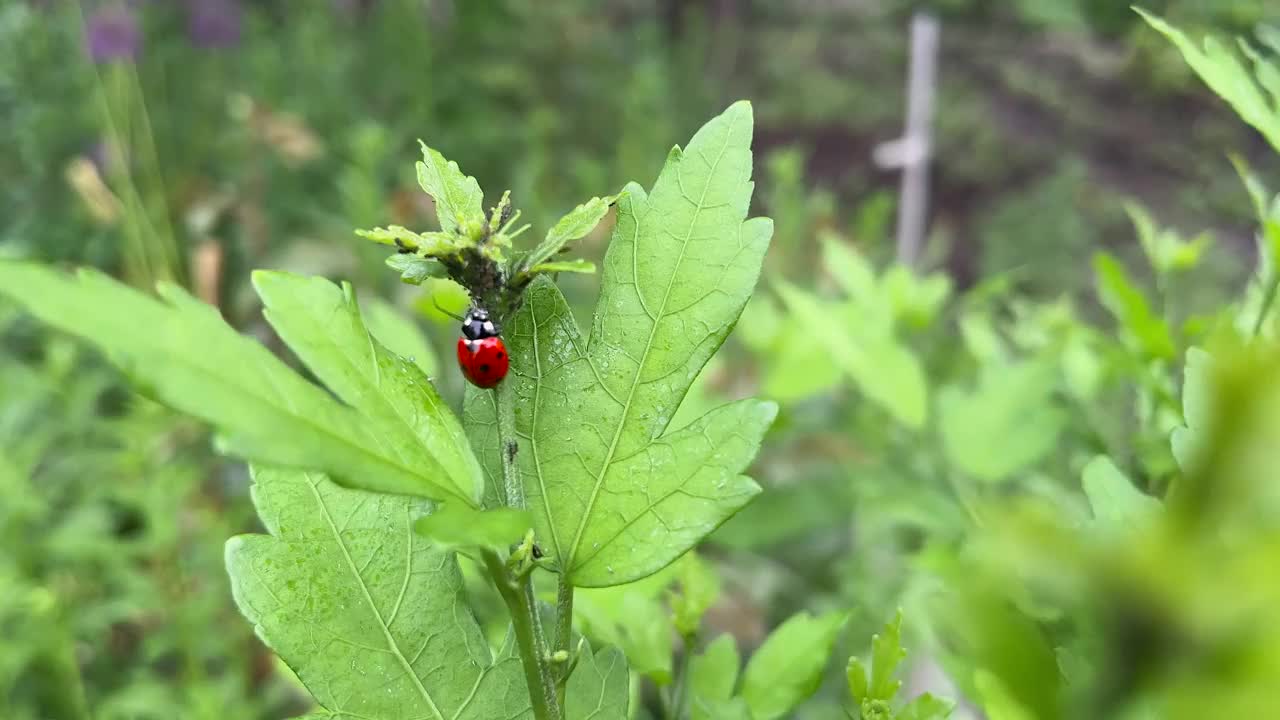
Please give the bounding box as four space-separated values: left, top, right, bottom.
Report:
669 632 695 720
496 376 526 508
554 576 575 707
483 550 559 720
490 379 562 720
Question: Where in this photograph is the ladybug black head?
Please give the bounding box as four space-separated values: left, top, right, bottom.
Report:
462 308 498 340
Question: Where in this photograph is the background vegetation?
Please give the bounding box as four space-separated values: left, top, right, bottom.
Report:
3 1 1280 718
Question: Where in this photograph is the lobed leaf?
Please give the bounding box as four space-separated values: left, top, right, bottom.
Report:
1137 9 1280 153
740 610 847 720
0 263 474 505
937 361 1065 483
252 271 483 505
416 141 485 233
564 643 630 720
226 467 530 720
386 254 446 285
465 101 776 587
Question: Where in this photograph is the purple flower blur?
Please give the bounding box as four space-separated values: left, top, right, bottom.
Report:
187 0 242 49
85 5 141 63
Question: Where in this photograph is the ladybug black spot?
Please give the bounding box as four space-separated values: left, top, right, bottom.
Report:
480 364 491 373
496 352 504 358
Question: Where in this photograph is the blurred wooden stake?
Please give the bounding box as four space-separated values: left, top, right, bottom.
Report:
874 13 940 268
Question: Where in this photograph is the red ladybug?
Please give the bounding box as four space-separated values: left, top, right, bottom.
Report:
456 307 509 388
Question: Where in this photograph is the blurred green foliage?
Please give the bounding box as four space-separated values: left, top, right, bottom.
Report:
5 0 1280 718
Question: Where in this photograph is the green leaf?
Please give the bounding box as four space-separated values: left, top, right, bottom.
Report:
564 643 630 720
776 282 926 428
362 298 437 376
225 467 530 720
1137 9 1280 153
357 226 460 256
741 611 848 720
1172 347 1213 471
1092 252 1175 360
529 259 598 275
0 263 473 505
413 504 531 552
253 271 483 505
972 670 1035 720
899 693 953 720
669 553 721 637
689 633 740 719
386 254 446 285
573 571 676 684
938 362 1065 483
868 612 907 700
521 194 619 274
464 101 775 587
1080 456 1161 532
416 141 485 233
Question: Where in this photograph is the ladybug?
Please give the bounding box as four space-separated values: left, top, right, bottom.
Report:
456 307 509 388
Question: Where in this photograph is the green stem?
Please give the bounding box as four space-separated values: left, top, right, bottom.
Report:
490 379 562 719
554 577 575 707
483 551 558 720
669 632 695 720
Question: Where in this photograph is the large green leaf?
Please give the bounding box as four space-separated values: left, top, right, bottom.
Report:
253 272 483 505
226 467 530 720
564 644 629 720
0 263 478 506
465 101 776 587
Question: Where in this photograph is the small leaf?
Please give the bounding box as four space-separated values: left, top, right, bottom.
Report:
226 467 530 719
1093 252 1175 360
529 259 597 275
938 362 1065 483
1081 456 1161 532
521 194 619 274
574 576 676 684
386 254 445 285
741 611 848 720
564 643 630 720
415 141 485 233
899 693 954 720
776 282 927 428
868 611 907 700
413 504 531 552
0 263 468 505
357 226 459 255
689 633 740 718
670 553 721 637
253 271 484 505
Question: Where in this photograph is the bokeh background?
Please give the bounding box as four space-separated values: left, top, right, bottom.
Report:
4 1 1280 718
